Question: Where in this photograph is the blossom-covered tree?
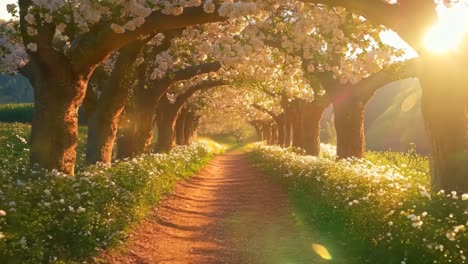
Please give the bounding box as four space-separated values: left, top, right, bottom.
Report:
0 0 261 174
300 0 468 192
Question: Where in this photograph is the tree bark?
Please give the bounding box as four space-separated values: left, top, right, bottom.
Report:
86 40 148 164
116 77 164 159
154 96 179 153
302 102 326 156
284 108 293 147
188 115 201 144
154 80 226 152
21 58 90 175
291 101 305 149
419 56 468 192
250 121 263 141
262 123 272 145
176 108 188 145
275 114 285 146
184 111 198 145
271 123 278 145
117 64 222 157
333 97 366 159
117 96 160 158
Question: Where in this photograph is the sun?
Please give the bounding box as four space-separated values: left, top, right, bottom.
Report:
424 3 468 53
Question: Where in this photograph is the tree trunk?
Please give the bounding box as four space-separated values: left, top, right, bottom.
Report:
291 102 305 149
22 59 90 175
284 108 293 147
420 56 468 191
154 97 179 153
117 80 166 159
184 112 197 145
117 100 158 159
176 108 188 145
302 103 326 156
271 124 278 145
333 98 366 159
251 122 263 141
262 123 272 144
189 115 201 143
275 114 285 146
86 40 146 164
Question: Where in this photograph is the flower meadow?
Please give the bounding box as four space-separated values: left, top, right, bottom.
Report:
0 123 224 263
251 144 468 264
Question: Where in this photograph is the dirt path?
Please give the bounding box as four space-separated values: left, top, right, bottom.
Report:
102 151 327 264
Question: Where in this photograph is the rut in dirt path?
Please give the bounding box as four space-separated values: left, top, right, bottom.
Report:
103 151 328 264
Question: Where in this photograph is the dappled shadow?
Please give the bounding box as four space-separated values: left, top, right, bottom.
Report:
103 151 337 263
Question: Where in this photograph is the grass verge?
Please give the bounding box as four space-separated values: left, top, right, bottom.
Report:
0 123 224 263
250 144 467 264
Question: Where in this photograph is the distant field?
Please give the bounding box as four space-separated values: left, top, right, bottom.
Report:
0 103 34 123
0 103 87 124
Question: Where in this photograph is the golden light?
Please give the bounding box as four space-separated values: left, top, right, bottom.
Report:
424 3 468 53
311 243 332 260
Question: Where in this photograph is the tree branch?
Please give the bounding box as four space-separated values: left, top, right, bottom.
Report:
299 0 436 49
252 104 278 119
69 6 226 73
175 79 228 109
340 58 422 101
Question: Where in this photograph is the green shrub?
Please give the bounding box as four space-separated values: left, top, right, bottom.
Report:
251 144 468 264
0 123 223 263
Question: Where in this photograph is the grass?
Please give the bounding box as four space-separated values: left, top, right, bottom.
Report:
250 144 468 264
0 104 87 124
0 122 224 263
0 104 34 123
199 134 254 151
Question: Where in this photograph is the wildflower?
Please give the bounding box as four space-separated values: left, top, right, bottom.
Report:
0 210 6 216
19 237 27 248
446 231 456 241
462 193 468 200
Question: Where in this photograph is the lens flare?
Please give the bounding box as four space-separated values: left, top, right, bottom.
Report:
424 3 468 53
311 243 332 260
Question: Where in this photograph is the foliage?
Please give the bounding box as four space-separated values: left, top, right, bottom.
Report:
0 123 224 263
251 144 468 264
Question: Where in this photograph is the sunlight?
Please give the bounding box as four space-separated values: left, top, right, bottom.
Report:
380 30 418 59
424 3 468 53
311 243 332 260
0 0 15 20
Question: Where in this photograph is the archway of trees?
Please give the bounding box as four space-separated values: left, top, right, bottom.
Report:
1 0 467 192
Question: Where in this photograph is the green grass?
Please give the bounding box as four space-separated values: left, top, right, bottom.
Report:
250 144 468 264
0 104 34 123
199 134 251 151
0 123 224 263
0 104 87 124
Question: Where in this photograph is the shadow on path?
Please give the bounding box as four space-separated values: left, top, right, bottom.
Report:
102 151 334 264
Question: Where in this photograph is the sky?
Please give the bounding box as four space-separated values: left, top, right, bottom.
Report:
0 0 15 21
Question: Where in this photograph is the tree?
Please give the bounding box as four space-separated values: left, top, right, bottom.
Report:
1 1 257 174
254 2 412 157
300 0 468 190
154 79 228 152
